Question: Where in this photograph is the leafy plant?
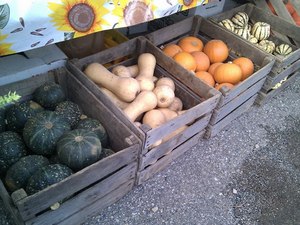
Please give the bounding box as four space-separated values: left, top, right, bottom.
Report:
0 91 21 108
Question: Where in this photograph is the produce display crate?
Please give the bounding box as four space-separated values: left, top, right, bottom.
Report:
0 68 141 225
145 16 275 138
209 3 300 105
67 36 221 185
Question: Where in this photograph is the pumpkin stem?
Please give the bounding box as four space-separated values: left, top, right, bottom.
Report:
45 122 53 129
75 136 84 142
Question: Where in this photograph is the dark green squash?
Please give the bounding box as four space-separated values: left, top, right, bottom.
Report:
55 101 82 128
5 155 49 192
5 100 44 133
57 129 102 171
75 118 108 147
23 111 71 156
33 82 65 110
0 107 5 132
100 148 115 160
0 131 27 177
26 163 73 195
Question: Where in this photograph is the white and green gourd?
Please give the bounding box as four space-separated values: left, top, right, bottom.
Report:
258 40 276 53
251 22 271 41
234 27 250 40
248 35 258 44
231 12 249 28
219 19 235 32
274 44 292 56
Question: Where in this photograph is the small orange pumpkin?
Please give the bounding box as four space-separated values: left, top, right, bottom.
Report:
208 62 223 76
178 36 204 53
215 82 234 91
173 51 197 72
214 63 242 85
233 57 254 81
195 71 215 87
162 44 182 58
203 40 229 63
191 51 210 72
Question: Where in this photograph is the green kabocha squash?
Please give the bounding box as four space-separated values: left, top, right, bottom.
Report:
5 100 44 133
251 22 271 41
219 19 235 32
234 27 250 40
55 101 82 128
0 131 27 177
100 148 115 160
23 111 71 156
57 129 102 171
33 82 66 110
258 40 276 54
274 44 293 56
231 12 249 28
75 118 108 147
5 155 49 192
0 107 5 132
26 163 73 195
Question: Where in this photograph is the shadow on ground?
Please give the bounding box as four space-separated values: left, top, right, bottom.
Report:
227 116 300 225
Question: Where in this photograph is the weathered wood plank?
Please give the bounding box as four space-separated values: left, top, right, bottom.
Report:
205 94 257 138
25 163 137 225
141 113 211 169
255 71 300 105
137 130 205 185
211 78 266 125
269 0 295 24
262 59 300 91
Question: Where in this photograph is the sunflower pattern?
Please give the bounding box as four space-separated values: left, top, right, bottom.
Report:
0 0 209 56
48 0 110 38
0 32 15 56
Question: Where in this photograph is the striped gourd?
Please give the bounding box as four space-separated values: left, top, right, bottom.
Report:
274 44 292 56
248 35 258 44
251 22 271 41
234 27 250 40
219 19 235 32
258 40 275 54
231 12 249 28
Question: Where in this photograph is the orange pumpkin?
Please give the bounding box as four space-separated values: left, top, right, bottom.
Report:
232 57 254 81
203 40 229 63
178 36 204 53
214 63 242 85
285 1 295 15
215 82 234 91
173 51 197 72
208 62 223 76
191 51 210 72
162 44 182 58
195 71 215 87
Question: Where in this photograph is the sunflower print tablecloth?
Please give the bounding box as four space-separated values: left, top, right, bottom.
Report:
0 0 208 56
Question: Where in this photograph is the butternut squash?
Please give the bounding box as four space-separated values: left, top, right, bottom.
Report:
99 87 129 109
112 65 132 77
153 85 175 108
137 78 155 91
155 77 175 91
84 63 140 102
123 91 158 122
168 97 183 111
142 109 166 129
135 53 156 91
127 65 139 78
157 108 178 121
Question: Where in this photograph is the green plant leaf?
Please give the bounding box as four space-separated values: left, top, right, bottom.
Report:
0 4 10 29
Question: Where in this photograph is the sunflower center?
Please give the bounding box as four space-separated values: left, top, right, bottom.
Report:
183 0 193 6
68 3 95 32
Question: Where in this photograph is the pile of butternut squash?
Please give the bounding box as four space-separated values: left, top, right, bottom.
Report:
84 53 188 147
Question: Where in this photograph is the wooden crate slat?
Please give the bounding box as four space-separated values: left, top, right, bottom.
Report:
255 71 300 105
141 113 211 169
212 78 266 125
269 0 295 24
137 130 205 185
205 94 257 138
290 0 300 14
25 163 136 225
263 59 300 91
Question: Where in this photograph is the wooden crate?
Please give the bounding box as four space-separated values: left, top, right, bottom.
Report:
67 36 221 185
145 16 275 138
209 3 300 105
0 68 141 225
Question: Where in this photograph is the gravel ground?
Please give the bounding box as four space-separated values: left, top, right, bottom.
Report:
1 75 299 225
